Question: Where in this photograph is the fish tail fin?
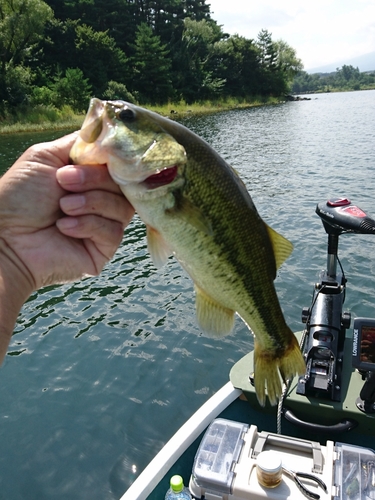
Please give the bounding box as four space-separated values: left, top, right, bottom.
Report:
254 334 305 407
253 345 282 407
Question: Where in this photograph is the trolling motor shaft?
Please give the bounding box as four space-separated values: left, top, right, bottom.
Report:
297 198 375 402
297 259 349 401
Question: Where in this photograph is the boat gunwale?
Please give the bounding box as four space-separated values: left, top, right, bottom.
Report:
120 381 241 500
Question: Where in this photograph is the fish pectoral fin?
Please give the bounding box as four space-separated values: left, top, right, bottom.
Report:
167 196 213 236
195 285 235 337
146 225 171 268
265 223 294 269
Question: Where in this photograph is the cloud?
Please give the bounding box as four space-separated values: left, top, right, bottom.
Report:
208 0 375 70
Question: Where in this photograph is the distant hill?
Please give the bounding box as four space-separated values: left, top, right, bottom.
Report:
307 51 375 74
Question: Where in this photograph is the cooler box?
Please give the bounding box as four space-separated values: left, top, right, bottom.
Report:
189 418 375 500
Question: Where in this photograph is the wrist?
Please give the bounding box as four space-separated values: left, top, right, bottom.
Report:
0 238 34 363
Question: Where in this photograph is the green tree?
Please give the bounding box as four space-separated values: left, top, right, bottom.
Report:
32 67 92 112
178 17 225 101
337 64 360 82
0 0 53 71
102 81 137 103
256 29 278 70
274 39 303 85
1 63 33 107
52 68 92 112
32 18 78 83
0 0 53 104
131 22 174 104
75 24 128 95
256 29 288 96
213 35 259 97
292 71 323 93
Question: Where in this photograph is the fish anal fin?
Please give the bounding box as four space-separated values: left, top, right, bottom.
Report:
254 334 305 407
146 225 171 268
167 195 213 236
195 285 235 337
265 223 294 270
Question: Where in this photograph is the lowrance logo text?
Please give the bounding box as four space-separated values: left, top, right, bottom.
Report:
353 329 359 357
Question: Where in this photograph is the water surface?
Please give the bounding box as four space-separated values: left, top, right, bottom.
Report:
0 90 374 499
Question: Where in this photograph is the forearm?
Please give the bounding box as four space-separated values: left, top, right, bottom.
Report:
0 239 34 363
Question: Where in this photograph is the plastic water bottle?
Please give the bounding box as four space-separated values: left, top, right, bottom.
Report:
165 475 192 499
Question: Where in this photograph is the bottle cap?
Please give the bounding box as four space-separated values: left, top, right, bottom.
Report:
256 451 282 488
170 475 184 492
257 451 282 473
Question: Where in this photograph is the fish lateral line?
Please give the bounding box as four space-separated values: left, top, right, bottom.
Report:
70 98 304 407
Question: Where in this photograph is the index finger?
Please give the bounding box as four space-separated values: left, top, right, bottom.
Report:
57 163 123 194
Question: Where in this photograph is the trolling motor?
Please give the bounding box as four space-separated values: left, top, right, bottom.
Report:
297 198 375 404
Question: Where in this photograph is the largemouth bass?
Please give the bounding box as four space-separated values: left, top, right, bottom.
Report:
70 98 305 406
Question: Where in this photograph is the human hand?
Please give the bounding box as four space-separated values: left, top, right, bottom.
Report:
0 132 134 361
0 132 134 291
0 129 134 289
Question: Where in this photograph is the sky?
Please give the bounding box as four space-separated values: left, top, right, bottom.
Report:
207 0 375 71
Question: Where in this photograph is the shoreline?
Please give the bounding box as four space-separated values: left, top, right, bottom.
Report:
1 87 374 136
0 98 279 135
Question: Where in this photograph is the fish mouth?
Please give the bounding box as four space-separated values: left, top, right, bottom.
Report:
143 166 178 189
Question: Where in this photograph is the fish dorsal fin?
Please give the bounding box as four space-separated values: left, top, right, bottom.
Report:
146 225 171 268
195 285 235 337
265 223 294 269
167 195 213 236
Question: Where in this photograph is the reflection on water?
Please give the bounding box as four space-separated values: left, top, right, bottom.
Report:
0 91 374 499
0 129 76 174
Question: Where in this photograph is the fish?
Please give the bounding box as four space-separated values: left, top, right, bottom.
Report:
70 98 306 406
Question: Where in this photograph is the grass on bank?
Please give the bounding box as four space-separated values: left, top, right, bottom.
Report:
0 104 84 134
0 96 280 135
147 96 279 117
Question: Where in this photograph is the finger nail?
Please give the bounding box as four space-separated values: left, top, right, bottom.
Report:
57 165 84 185
60 195 85 211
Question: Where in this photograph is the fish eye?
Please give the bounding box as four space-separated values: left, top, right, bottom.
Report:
118 107 136 122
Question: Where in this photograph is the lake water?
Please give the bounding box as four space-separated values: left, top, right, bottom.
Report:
0 90 374 499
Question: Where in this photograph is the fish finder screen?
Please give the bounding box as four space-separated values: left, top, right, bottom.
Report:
360 326 375 364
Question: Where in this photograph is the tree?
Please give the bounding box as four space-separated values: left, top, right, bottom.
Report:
0 0 53 71
213 35 259 97
32 18 79 83
256 29 278 70
337 64 360 81
274 39 303 84
178 17 225 101
52 68 92 112
1 63 33 107
131 23 174 104
102 81 137 103
0 0 53 104
75 24 128 95
30 68 92 111
256 29 288 96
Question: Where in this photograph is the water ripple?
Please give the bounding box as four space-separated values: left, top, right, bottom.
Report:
1 90 374 499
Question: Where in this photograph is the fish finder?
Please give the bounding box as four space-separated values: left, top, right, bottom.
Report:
352 318 375 372
352 317 375 414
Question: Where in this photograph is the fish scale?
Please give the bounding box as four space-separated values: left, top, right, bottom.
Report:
70 98 306 406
